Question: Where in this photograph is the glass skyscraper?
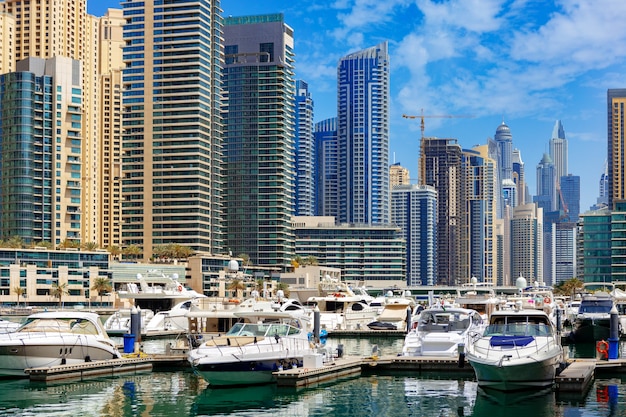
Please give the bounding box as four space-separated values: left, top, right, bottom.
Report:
295 80 315 216
314 117 338 218
120 0 225 259
223 14 296 268
0 57 82 245
337 42 390 225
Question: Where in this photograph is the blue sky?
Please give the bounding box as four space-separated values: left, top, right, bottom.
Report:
87 0 626 211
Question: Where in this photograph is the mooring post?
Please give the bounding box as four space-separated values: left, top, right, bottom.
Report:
608 305 619 360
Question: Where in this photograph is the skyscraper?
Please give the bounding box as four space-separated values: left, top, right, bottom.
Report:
314 118 338 218
223 14 296 268
608 88 626 209
560 174 580 222
337 42 390 225
391 184 437 286
420 137 463 285
534 153 556 213
0 57 82 244
494 121 513 218
512 149 527 205
389 163 410 188
295 80 315 216
1 0 102 245
461 145 498 284
549 120 568 182
511 203 543 284
121 0 224 259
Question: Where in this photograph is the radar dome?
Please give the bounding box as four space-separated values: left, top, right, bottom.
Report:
228 259 239 272
516 275 527 290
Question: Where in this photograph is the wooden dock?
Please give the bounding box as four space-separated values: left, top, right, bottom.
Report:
25 357 153 382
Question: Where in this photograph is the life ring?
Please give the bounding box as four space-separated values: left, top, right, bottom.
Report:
543 297 551 304
177 285 183 292
229 298 240 304
596 340 609 359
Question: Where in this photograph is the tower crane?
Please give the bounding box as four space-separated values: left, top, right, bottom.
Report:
402 109 473 139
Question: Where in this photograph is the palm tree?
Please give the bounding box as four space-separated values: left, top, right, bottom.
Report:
305 255 319 266
6 236 24 249
59 238 80 249
227 279 245 299
91 277 112 307
555 277 584 298
107 245 122 261
50 282 68 308
12 286 25 307
276 282 290 298
81 241 99 251
32 241 54 249
123 244 142 262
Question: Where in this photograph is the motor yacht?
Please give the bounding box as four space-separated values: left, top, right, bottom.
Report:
0 311 121 377
466 306 563 391
188 310 318 387
402 306 486 357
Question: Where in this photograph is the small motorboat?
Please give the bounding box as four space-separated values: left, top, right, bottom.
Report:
366 321 398 331
466 305 563 391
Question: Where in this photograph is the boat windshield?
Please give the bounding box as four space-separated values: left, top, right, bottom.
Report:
579 300 613 314
226 322 300 337
19 317 100 335
418 311 471 332
484 316 551 337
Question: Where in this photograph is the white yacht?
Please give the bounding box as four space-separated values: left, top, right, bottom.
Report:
188 310 317 387
466 306 563 391
0 311 121 377
403 306 486 357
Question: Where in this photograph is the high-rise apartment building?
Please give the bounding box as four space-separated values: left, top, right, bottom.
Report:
0 11 15 74
295 80 315 216
535 153 557 213
314 117 338 218
608 88 626 209
510 203 543 284
97 9 125 250
494 121 513 218
223 14 295 268
337 42 390 225
560 174 580 223
390 163 410 188
1 0 102 245
420 137 462 285
461 145 498 284
512 149 527 205
0 57 82 244
121 0 224 259
549 120 568 182
391 184 437 286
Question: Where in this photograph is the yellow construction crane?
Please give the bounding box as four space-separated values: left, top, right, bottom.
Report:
402 109 473 139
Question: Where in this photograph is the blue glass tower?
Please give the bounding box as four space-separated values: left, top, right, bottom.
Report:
314 118 338 218
337 42 390 225
295 80 315 216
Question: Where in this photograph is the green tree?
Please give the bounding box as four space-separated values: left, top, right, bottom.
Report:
554 277 584 298
123 244 142 262
276 282 290 297
12 286 25 307
6 236 24 249
81 241 99 251
227 279 245 299
59 239 79 249
91 277 113 307
50 282 68 308
106 245 122 260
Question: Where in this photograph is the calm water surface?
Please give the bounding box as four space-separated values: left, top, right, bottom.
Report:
0 335 623 416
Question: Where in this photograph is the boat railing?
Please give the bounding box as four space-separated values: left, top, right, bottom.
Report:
473 323 560 357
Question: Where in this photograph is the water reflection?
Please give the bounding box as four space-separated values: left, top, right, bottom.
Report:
472 386 555 416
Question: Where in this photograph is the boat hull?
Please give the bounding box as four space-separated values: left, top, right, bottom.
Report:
469 352 561 391
0 338 120 377
569 317 610 343
193 359 302 387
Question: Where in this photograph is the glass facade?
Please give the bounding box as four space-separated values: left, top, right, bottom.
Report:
337 42 390 225
223 14 296 268
121 0 225 257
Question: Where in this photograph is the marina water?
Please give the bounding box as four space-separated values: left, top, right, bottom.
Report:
0 336 624 416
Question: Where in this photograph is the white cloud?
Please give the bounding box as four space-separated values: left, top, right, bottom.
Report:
416 0 505 32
